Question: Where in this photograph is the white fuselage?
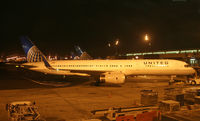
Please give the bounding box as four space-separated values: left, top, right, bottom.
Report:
22 59 195 76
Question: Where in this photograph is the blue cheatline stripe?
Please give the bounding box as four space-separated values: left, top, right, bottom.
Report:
38 50 42 62
42 56 51 68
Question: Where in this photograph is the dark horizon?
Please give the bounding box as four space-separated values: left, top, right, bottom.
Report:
2 0 200 58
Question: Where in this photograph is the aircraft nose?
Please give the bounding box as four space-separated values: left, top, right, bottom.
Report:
190 67 196 73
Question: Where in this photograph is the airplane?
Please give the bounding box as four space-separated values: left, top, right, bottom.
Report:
20 36 196 84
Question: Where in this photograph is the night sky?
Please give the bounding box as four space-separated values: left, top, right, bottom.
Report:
2 0 200 57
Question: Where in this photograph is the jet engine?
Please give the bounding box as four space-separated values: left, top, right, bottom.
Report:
100 72 125 84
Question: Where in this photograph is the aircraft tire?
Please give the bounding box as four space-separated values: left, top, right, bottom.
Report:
95 81 100 86
191 80 196 85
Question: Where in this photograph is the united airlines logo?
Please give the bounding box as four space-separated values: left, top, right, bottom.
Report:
144 61 169 67
27 46 43 62
22 45 27 49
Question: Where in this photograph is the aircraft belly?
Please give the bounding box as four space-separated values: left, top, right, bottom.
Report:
33 69 90 76
126 69 195 75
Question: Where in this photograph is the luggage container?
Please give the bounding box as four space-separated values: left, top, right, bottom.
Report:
140 90 158 106
159 100 180 112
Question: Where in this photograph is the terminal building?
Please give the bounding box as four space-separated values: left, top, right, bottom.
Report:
125 49 200 67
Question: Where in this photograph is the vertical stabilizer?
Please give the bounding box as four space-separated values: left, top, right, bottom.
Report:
74 45 83 56
20 36 44 62
74 45 93 60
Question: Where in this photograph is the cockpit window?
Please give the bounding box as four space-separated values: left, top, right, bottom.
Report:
184 64 190 67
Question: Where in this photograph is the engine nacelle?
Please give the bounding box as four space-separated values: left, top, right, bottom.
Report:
100 72 125 84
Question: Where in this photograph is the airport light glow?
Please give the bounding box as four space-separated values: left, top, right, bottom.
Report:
108 43 111 47
144 34 149 41
115 39 119 46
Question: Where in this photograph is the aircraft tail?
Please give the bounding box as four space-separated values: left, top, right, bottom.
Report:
74 45 93 60
20 36 45 62
74 45 83 56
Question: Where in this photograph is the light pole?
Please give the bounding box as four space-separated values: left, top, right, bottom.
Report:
108 43 111 47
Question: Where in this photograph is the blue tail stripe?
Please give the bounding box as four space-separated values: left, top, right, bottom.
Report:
20 36 34 55
20 36 55 70
42 56 54 70
20 36 44 62
75 45 83 56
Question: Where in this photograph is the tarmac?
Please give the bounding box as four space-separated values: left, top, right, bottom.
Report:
0 63 199 121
